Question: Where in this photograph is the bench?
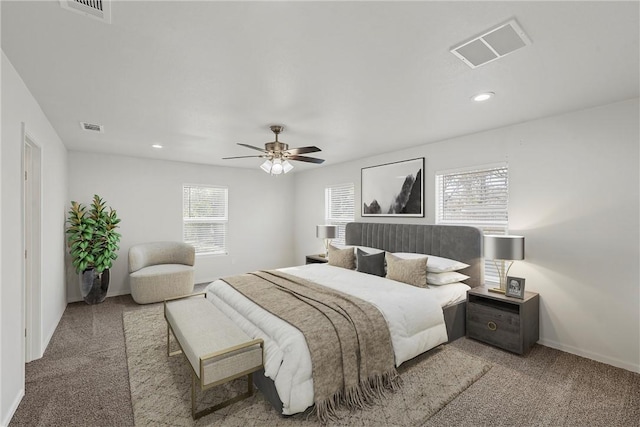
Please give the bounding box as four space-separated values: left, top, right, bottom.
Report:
164 293 264 419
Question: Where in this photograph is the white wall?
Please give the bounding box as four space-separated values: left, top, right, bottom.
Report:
294 98 640 373
1 52 68 426
66 152 296 301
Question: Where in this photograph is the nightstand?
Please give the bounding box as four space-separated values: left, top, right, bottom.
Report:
305 254 328 265
466 286 539 355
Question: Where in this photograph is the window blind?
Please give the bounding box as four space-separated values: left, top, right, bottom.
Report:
183 185 228 255
325 183 355 245
436 166 509 282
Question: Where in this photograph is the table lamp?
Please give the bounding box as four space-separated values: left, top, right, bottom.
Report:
484 234 525 293
316 225 338 258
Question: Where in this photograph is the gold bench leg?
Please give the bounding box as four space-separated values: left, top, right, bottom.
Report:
191 373 256 420
166 323 182 357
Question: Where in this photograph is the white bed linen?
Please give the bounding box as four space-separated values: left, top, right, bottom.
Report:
428 282 471 307
205 264 449 415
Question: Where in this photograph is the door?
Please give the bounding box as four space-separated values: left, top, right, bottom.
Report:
23 131 42 362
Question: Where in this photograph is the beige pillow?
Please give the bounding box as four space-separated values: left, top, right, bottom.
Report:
385 252 428 288
328 244 355 269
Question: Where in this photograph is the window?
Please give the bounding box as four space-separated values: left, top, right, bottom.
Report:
325 183 355 245
436 165 509 282
183 184 228 255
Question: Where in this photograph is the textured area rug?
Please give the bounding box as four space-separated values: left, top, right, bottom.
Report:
124 306 491 426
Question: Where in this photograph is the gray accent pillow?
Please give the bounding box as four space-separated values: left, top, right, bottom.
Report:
328 244 356 270
385 252 428 288
356 248 385 277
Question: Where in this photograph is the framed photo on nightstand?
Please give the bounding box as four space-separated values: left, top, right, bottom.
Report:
505 276 526 299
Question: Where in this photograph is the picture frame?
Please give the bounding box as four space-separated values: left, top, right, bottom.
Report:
505 276 526 299
361 157 424 217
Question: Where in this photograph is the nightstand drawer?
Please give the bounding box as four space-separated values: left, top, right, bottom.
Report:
467 302 521 353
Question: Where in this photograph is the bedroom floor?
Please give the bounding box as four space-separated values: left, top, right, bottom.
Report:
9 288 640 426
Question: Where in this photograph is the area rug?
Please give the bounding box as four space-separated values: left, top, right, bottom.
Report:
124 306 491 426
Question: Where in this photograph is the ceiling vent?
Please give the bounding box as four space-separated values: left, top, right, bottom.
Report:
59 0 111 24
451 19 530 69
80 122 104 133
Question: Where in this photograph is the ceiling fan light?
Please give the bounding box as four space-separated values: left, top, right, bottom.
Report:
271 159 283 175
283 160 294 173
260 159 273 173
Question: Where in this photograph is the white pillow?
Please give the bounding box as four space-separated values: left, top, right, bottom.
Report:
427 271 470 286
356 246 384 255
330 243 352 251
391 252 469 273
329 244 383 255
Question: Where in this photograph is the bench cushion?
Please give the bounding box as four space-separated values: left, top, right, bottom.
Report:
165 298 262 386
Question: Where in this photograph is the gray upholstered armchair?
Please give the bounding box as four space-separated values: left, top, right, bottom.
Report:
128 242 195 304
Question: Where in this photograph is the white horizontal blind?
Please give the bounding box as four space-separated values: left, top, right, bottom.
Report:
325 183 355 245
436 166 508 283
183 185 228 255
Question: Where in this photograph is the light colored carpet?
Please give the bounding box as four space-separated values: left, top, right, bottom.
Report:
124 306 491 426
429 338 640 427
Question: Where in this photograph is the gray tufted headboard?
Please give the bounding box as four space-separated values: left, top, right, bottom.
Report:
345 222 484 288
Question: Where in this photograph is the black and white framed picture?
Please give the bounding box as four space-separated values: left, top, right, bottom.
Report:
361 157 424 217
505 276 526 299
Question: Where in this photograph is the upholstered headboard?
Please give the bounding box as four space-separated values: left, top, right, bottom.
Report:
345 222 484 288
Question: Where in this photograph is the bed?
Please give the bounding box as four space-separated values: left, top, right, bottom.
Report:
204 222 483 416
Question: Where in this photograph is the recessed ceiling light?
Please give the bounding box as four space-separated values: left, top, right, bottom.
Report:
152 144 163 149
472 92 495 102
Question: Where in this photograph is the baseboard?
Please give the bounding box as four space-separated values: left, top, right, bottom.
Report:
38 302 66 360
67 288 132 303
538 338 640 374
67 285 211 304
1 388 25 427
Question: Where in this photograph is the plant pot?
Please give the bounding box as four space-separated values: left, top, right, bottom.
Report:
80 268 110 304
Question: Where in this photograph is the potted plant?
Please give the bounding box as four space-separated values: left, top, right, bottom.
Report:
66 195 121 304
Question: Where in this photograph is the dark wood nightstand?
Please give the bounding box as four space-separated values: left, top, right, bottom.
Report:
305 254 328 265
466 286 539 355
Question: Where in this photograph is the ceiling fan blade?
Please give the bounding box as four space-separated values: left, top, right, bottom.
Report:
237 143 268 153
288 155 325 164
285 146 322 155
222 155 265 160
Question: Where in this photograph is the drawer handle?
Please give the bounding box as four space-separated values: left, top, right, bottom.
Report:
487 321 497 331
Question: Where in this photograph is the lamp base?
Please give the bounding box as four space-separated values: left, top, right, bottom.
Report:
488 287 506 294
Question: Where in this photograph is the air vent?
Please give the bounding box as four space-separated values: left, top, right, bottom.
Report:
451 19 530 69
59 0 111 24
80 122 104 133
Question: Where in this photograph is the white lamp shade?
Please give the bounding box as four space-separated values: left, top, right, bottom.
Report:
316 225 338 239
260 160 273 173
283 160 294 173
484 235 525 260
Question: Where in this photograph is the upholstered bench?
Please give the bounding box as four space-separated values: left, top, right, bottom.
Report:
164 293 264 419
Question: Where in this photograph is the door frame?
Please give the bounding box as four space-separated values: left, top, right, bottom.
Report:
22 124 43 362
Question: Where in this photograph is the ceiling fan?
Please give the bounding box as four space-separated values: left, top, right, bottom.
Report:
223 125 324 175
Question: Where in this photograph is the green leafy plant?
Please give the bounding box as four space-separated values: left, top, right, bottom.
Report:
66 195 121 273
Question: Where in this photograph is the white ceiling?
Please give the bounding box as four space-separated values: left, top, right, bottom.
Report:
2 1 639 171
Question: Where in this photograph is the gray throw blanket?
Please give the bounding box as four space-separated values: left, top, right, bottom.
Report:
221 270 400 423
